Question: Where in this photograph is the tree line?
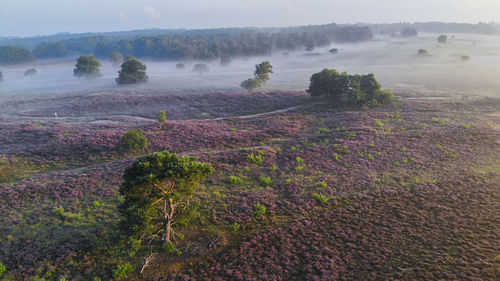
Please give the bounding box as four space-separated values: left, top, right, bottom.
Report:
0 25 373 65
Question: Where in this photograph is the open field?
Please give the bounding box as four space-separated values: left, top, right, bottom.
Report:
0 88 499 280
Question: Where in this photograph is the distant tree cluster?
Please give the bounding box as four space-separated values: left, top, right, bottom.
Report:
307 69 395 107
192 63 209 74
401 27 418 37
438 35 448 44
33 41 67 58
24 68 37 76
241 61 273 91
0 45 34 65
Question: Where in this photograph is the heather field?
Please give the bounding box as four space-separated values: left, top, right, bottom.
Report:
0 91 499 280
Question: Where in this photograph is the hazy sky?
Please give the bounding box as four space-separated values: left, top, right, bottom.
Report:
1 0 499 37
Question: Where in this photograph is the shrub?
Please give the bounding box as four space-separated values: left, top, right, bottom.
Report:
295 165 304 172
312 193 329 204
113 263 134 280
175 63 185 70
259 176 272 186
240 78 262 91
253 203 266 217
24 68 37 76
117 129 148 154
92 201 101 208
437 35 448 44
284 178 291 184
317 181 327 188
332 153 342 161
374 119 384 127
247 153 263 165
417 49 428 55
192 63 209 74
230 175 243 184
230 222 240 231
462 124 472 129
460 55 470 61
295 156 304 164
53 206 64 217
0 262 5 278
164 242 176 253
159 110 167 123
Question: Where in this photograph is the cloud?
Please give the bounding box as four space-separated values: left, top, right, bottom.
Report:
118 11 127 20
144 6 160 20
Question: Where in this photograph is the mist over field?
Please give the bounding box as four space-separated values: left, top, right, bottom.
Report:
1 33 500 107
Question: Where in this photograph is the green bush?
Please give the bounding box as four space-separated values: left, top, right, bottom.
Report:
53 206 64 217
117 129 148 154
113 262 134 280
317 181 327 188
247 153 263 164
159 110 167 123
295 156 304 164
230 175 243 184
230 222 240 231
312 193 329 204
0 262 6 278
164 242 176 253
253 203 266 217
259 176 272 186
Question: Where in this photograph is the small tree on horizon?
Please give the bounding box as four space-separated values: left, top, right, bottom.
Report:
74 55 102 77
119 151 213 247
116 57 148 84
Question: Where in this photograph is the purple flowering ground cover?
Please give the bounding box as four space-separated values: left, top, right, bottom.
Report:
0 91 499 280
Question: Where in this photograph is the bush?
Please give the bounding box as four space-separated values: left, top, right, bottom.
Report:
230 175 243 184
116 57 148 84
113 263 134 280
247 153 263 165
53 206 65 217
240 78 262 91
175 63 185 70
317 181 327 188
230 222 240 231
374 119 385 127
0 262 6 278
253 203 266 217
159 110 167 123
259 176 272 186
437 35 448 44
24 68 37 76
164 242 176 253
117 129 148 154
192 63 209 74
312 193 329 204
417 49 428 55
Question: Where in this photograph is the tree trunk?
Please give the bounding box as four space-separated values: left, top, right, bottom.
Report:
163 198 175 245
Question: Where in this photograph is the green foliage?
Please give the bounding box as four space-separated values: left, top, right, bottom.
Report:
254 61 273 84
33 41 67 58
0 262 5 278
92 200 101 208
295 156 304 164
53 206 65 217
259 176 272 186
93 277 102 281
159 110 167 123
230 222 240 231
253 203 266 217
247 153 263 165
312 193 329 204
462 124 472 129
307 69 395 106
116 57 148 84
284 178 291 184
0 45 34 65
112 262 134 280
295 165 304 172
73 55 102 77
437 35 448 43
119 150 213 245
240 78 262 91
229 175 243 184
117 129 148 154
332 153 342 161
164 242 176 253
317 181 327 188
374 119 384 127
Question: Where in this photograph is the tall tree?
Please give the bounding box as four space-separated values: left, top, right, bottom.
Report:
254 61 273 84
73 55 102 77
119 151 213 246
116 57 148 84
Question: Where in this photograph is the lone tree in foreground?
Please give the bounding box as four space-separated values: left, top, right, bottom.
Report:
74 55 102 77
116 57 148 84
158 110 167 123
117 129 148 154
307 68 395 107
119 151 213 248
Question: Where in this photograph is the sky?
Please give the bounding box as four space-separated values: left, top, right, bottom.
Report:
1 0 500 37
